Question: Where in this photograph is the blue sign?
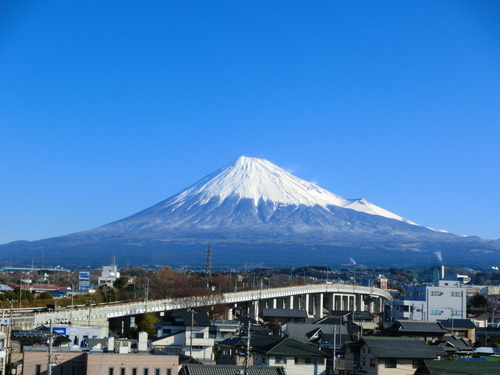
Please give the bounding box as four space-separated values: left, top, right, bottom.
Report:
79 272 91 281
53 327 67 335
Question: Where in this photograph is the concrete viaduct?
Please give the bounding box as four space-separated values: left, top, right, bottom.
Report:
11 283 391 330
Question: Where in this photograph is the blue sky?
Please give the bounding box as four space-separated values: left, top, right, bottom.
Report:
1 1 499 244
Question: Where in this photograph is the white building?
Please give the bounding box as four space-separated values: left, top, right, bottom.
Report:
97 262 120 288
151 311 215 361
53 325 104 347
387 278 467 321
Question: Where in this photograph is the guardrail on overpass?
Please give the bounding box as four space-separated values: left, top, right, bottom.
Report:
13 283 391 327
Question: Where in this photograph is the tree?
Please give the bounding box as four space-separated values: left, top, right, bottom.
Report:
137 312 159 338
37 291 53 300
113 276 129 290
470 293 488 308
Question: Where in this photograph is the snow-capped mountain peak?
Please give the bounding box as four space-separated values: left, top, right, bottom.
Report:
167 156 416 225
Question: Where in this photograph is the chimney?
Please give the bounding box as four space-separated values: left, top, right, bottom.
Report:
441 265 445 280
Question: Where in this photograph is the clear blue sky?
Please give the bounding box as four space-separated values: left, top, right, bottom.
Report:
1 1 499 244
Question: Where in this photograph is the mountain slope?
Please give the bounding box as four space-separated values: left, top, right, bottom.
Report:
88 155 417 236
1 156 499 268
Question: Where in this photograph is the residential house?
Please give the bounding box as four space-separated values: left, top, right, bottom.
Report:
437 318 476 343
383 320 449 342
476 326 500 347
252 337 328 375
216 333 281 366
261 308 308 324
341 337 446 375
152 311 214 361
429 335 474 359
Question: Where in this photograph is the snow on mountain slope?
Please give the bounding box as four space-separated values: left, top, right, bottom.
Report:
165 156 416 225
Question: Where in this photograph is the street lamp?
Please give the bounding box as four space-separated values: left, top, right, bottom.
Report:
290 268 296 285
247 270 255 290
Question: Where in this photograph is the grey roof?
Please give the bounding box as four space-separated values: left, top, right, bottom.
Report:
165 311 211 327
476 327 500 336
259 337 328 358
388 320 449 334
181 364 286 375
431 336 473 352
421 359 500 375
217 334 281 350
438 319 476 329
285 322 349 344
362 337 442 359
262 308 307 319
313 316 342 325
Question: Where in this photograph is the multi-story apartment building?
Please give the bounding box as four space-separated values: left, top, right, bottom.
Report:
387 278 467 321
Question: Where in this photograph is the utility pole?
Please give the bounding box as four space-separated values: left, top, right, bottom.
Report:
3 301 13 375
188 309 195 358
48 319 54 375
70 284 74 323
205 244 212 280
243 318 251 375
332 324 336 375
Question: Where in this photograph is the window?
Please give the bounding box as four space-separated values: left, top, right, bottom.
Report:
430 291 442 296
155 369 160 375
370 358 376 368
166 370 172 375
144 369 149 375
294 357 324 365
109 368 114 375
194 332 204 338
451 292 462 297
275 357 287 364
430 310 442 315
132 369 137 375
36 365 42 375
121 369 126 375
385 359 396 368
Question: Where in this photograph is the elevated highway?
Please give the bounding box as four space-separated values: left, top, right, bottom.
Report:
9 283 391 330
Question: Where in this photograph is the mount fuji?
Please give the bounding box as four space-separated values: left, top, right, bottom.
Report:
2 156 499 268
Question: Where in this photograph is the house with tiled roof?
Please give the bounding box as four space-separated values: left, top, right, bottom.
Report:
437 318 476 343
252 337 328 375
180 364 286 375
429 335 474 359
216 332 281 366
151 311 214 361
383 320 449 341
261 308 308 323
341 337 446 375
